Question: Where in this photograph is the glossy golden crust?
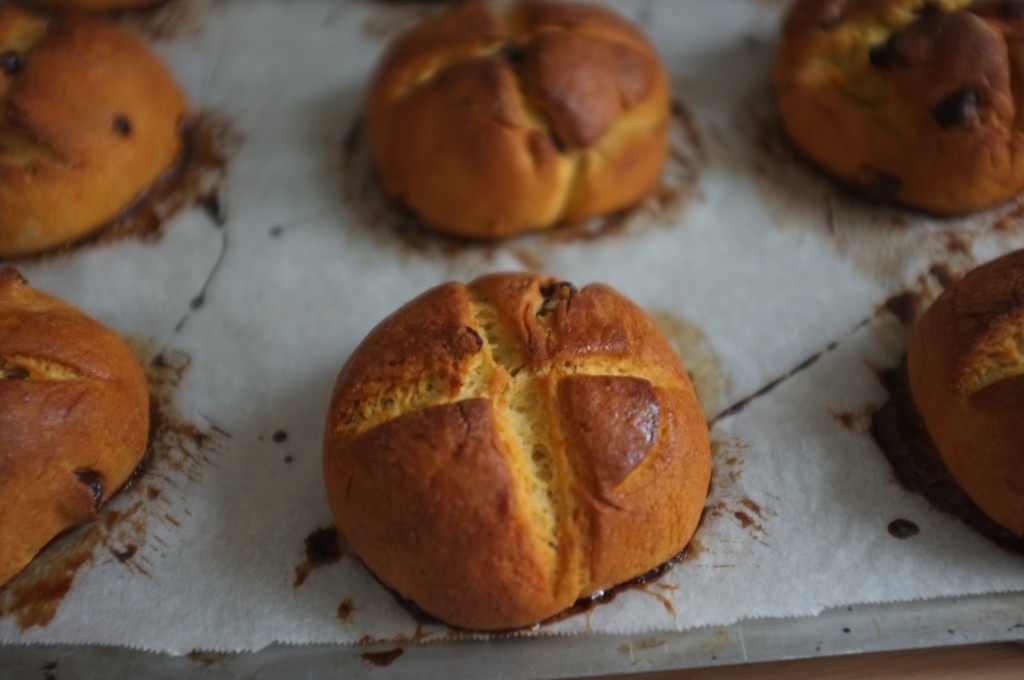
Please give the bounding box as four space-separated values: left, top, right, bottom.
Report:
365 0 671 239
323 272 711 630
0 7 186 257
775 0 1024 213
0 268 151 586
907 249 1024 536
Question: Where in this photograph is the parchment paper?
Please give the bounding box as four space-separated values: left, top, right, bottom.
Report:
2 0 1023 654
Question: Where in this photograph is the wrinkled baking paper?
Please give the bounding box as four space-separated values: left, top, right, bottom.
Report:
2 0 1023 653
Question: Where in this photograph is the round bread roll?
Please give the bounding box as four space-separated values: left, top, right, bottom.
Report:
0 7 187 257
907 249 1024 536
0 268 151 587
774 0 1024 214
365 0 671 240
322 272 711 630
15 0 163 11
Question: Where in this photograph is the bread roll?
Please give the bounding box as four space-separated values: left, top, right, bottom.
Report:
775 0 1024 213
907 249 1024 536
0 7 186 257
322 272 711 630
365 0 671 240
0 268 151 587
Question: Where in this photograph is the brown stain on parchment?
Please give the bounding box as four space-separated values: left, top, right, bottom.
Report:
0 343 228 630
338 96 705 271
355 621 438 647
699 436 777 553
0 528 103 630
872 262 967 344
830 403 879 434
294 525 352 588
617 636 668 656
887 518 921 539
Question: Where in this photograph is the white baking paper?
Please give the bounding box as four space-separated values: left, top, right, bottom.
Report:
1 0 1023 654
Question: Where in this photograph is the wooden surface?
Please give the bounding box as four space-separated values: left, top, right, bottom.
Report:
598 644 1024 679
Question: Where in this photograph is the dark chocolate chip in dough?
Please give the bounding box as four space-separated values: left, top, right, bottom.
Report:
499 43 527 66
868 39 898 68
112 115 133 137
932 88 983 128
0 50 22 76
463 326 483 352
537 280 577 317
75 468 105 509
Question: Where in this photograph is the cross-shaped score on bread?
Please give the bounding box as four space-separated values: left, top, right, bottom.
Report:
323 272 711 631
365 0 671 240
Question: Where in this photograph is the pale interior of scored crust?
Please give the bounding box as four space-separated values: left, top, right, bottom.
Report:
0 354 83 381
960 325 1024 395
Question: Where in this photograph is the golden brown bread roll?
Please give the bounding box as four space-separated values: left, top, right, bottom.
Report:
0 7 187 257
322 272 711 630
365 0 671 240
907 249 1024 536
774 0 1024 213
0 268 151 587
